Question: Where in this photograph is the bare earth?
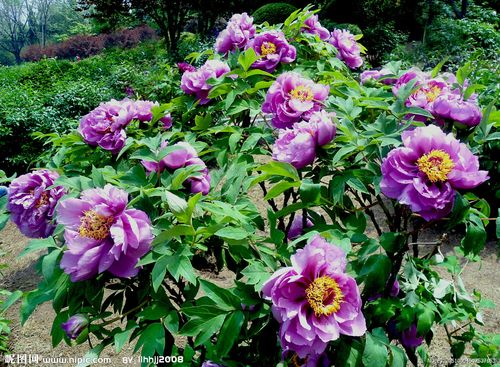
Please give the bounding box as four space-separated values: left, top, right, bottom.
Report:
0 217 498 366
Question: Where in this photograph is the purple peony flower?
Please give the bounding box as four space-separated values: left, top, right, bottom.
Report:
272 128 316 169
380 125 489 221
57 184 153 281
262 235 366 358
177 62 196 73
401 324 424 349
295 110 337 146
360 68 396 85
215 13 256 54
301 14 330 41
405 79 449 121
329 29 363 69
79 98 136 154
391 68 429 96
287 214 314 240
61 314 88 340
161 113 173 129
201 362 223 367
7 170 66 238
262 72 330 129
433 93 482 127
133 100 157 122
181 59 231 105
247 30 296 72
141 142 211 195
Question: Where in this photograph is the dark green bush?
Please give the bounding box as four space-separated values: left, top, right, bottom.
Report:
252 2 298 24
0 41 180 175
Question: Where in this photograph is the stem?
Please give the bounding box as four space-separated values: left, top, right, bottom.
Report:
352 191 382 236
376 194 395 231
96 298 150 328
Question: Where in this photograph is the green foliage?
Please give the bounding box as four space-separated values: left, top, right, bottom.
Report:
0 40 180 175
252 2 298 24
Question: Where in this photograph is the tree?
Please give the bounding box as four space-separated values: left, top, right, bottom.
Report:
0 0 30 63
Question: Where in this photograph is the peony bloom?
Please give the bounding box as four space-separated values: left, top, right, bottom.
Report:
141 141 211 195
405 79 448 117
272 128 316 169
177 62 196 73
57 184 153 281
7 170 66 238
262 235 366 358
329 29 363 69
161 113 173 130
360 68 396 85
201 362 223 367
391 68 429 96
61 314 88 340
301 14 330 41
263 72 330 129
79 98 136 154
247 31 296 72
433 93 482 127
215 13 256 54
287 214 314 240
380 125 489 221
401 324 424 349
181 59 231 105
295 110 337 146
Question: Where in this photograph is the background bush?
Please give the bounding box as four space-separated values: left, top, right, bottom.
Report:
0 41 181 175
252 2 299 24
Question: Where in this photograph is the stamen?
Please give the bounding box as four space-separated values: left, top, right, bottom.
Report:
260 42 277 56
306 275 343 317
416 149 455 183
290 85 313 102
79 210 114 240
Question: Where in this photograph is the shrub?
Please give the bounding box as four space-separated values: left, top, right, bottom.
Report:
20 25 157 62
1 8 497 367
252 2 298 24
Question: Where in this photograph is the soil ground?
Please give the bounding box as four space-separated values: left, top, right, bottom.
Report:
0 214 498 366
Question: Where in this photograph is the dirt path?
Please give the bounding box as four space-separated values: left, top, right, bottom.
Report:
0 218 498 366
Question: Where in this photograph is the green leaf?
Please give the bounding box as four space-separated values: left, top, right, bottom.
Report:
255 161 299 181
215 226 249 240
379 232 405 254
164 191 189 222
114 323 137 353
241 262 271 291
76 344 104 367
0 290 22 313
362 332 388 367
264 181 300 200
136 323 165 357
416 303 435 335
431 57 449 78
238 47 259 71
216 311 245 357
199 279 240 309
299 179 321 204
461 213 487 255
389 345 407 367
19 237 57 257
152 255 170 292
91 166 105 187
359 254 392 294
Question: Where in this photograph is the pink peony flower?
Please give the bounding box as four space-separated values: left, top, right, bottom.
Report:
262 235 366 357
329 29 363 69
301 14 330 41
181 59 231 105
57 185 153 281
263 72 330 129
215 13 256 54
247 30 296 72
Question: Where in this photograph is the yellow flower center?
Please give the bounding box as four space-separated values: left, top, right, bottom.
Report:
290 85 313 102
260 42 277 56
416 149 455 183
305 275 343 317
79 210 114 240
422 85 442 102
